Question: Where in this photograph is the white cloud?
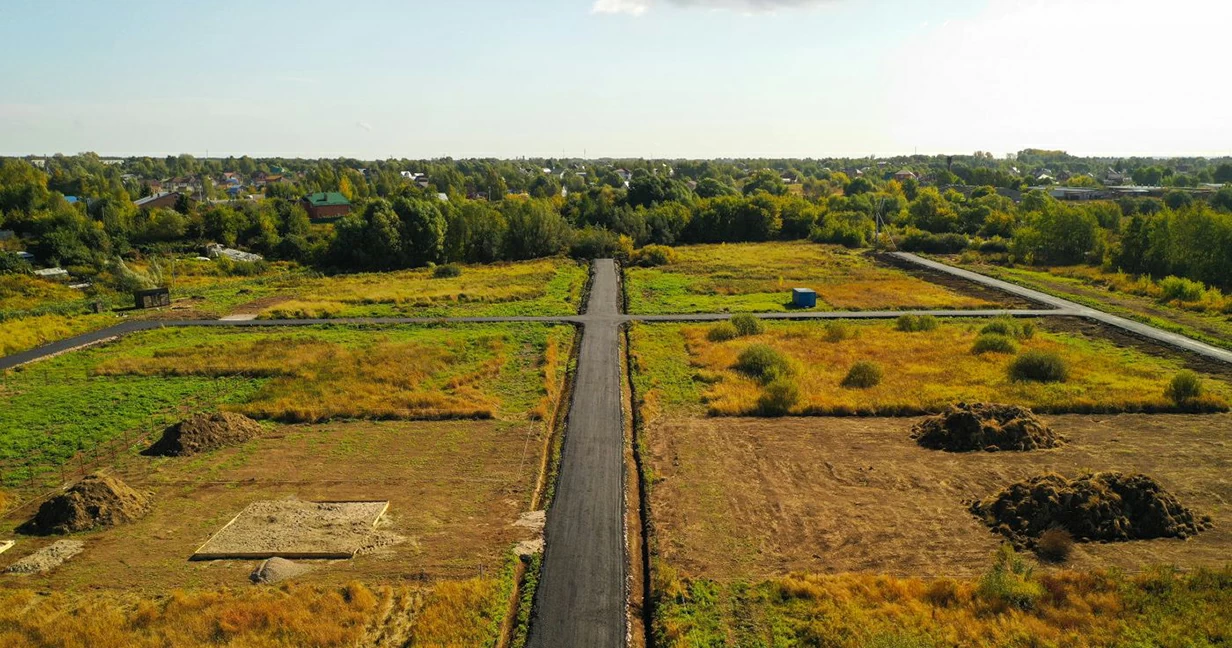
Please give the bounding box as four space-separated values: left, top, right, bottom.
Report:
592 0 651 15
356 121 373 132
592 0 834 15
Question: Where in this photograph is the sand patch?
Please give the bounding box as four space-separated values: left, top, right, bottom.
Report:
193 500 389 560
4 540 84 574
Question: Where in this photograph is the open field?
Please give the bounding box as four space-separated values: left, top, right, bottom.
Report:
258 257 587 319
0 256 585 359
0 419 548 590
654 565 1232 648
0 580 509 647
629 319 1232 417
645 414 1232 581
0 324 573 489
624 242 1002 314
946 256 1232 352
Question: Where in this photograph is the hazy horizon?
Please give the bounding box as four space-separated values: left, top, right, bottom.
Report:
4 0 1230 160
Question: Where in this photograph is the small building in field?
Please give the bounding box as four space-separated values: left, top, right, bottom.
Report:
894 170 918 182
134 192 181 210
301 192 351 221
34 267 70 282
134 287 171 309
791 288 817 309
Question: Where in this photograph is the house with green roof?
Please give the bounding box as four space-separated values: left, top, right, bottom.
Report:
301 192 351 222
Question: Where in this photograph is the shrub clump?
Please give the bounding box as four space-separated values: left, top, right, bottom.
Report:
971 333 1018 355
735 344 793 384
823 321 856 342
912 402 1063 452
28 473 152 535
841 361 883 389
1008 350 1068 383
730 314 764 337
757 378 800 416
1035 528 1074 563
1159 275 1206 302
970 471 1209 546
895 314 938 333
1165 370 1204 405
980 317 1035 340
431 263 462 278
630 244 678 267
976 545 1044 611
706 321 739 342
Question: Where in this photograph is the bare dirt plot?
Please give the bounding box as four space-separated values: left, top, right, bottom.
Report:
0 419 547 591
647 413 1232 580
193 500 389 560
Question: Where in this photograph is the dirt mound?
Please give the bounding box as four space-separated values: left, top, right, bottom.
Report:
912 402 1062 452
970 472 1209 546
147 412 264 457
250 557 311 584
4 540 84 574
29 473 151 535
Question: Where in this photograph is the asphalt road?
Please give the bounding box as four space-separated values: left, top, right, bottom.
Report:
891 252 1232 365
528 259 627 647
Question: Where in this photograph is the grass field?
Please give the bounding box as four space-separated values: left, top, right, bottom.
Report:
629 319 1231 417
947 256 1232 352
625 242 995 314
0 324 573 488
259 258 587 319
654 565 1232 648
0 578 511 647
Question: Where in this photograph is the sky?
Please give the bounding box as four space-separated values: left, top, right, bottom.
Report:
1 0 1229 159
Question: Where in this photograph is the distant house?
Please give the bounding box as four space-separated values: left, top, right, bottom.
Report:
33 267 70 282
301 192 351 221
894 170 918 182
134 192 181 210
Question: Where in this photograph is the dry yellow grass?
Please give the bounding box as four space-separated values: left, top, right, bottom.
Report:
260 258 585 319
0 578 507 648
655 565 1232 648
0 313 115 357
661 319 1231 415
626 242 994 314
0 275 83 313
94 334 500 422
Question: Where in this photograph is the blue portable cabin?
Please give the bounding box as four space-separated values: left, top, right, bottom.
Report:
792 288 817 308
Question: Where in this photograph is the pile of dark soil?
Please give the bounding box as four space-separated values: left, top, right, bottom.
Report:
28 473 151 535
912 402 1062 452
146 412 264 457
970 472 1209 546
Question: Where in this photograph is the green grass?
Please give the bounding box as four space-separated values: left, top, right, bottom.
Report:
653 565 1232 648
947 259 1232 352
0 323 573 488
625 242 991 315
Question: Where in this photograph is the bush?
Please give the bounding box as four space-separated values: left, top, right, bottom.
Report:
1008 350 1068 383
977 546 1043 610
707 321 739 342
900 229 969 254
978 238 1010 254
757 378 800 416
0 252 32 275
735 344 793 383
896 314 939 332
630 244 677 267
1165 370 1204 404
841 361 883 389
1036 528 1074 563
823 321 856 342
432 263 462 278
971 333 1018 355
1159 275 1206 303
980 319 1015 337
730 314 764 337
